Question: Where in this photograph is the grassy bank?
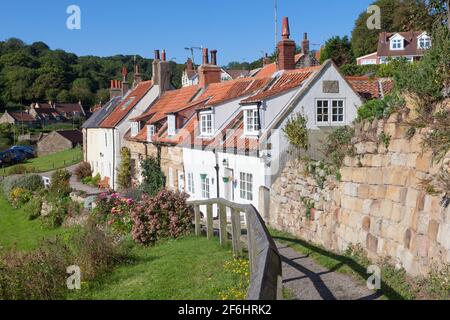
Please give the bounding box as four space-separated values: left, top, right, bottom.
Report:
0 147 82 176
0 195 74 251
70 236 245 300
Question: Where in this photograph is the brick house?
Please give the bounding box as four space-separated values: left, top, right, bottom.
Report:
37 130 83 156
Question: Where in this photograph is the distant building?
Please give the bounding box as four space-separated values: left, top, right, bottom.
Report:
0 110 37 128
37 130 83 156
357 31 432 65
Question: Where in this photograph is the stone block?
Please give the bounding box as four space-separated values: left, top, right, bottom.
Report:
343 182 358 197
369 185 386 199
416 152 433 172
416 213 429 235
405 188 419 208
352 168 367 184
427 219 439 241
386 186 407 203
362 216 371 232
391 153 408 167
383 168 408 186
391 203 404 223
362 199 373 215
371 154 384 167
367 168 384 185
358 184 370 198
367 233 378 252
437 223 450 250
406 154 418 168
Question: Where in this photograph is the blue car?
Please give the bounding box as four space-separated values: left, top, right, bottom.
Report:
10 146 35 158
0 152 12 167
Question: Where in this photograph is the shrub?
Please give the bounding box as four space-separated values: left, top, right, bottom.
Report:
49 169 72 197
322 126 355 169
74 162 92 181
82 173 101 186
117 147 132 190
7 165 36 175
44 198 68 228
23 196 43 221
10 187 32 208
283 112 309 151
93 193 135 235
131 190 193 246
0 239 72 300
140 156 166 197
1 174 43 200
356 94 405 122
71 222 131 280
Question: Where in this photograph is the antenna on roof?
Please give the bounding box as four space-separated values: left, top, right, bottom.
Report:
274 0 278 48
184 46 203 65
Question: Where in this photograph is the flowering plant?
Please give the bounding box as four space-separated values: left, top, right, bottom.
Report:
94 193 135 234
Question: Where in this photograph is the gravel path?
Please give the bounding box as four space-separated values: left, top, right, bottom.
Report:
277 242 382 300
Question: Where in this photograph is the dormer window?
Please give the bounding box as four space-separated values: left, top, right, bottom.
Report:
391 38 403 50
244 108 260 136
200 112 214 136
167 114 176 136
131 121 140 137
147 125 156 142
418 34 432 49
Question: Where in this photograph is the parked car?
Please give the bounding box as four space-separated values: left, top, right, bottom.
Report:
0 152 12 167
10 146 36 158
9 148 34 160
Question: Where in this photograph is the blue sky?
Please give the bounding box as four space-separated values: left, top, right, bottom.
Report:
0 0 373 64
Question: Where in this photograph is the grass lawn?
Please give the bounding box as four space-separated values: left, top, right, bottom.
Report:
71 236 244 300
0 147 82 176
0 195 74 251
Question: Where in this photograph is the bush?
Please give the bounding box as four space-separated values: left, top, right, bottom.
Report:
10 187 32 208
49 169 72 197
93 193 135 235
74 162 92 181
117 148 132 190
71 222 131 280
1 174 43 200
140 157 166 197
131 190 193 246
356 94 405 122
7 165 36 175
23 196 42 221
44 198 69 228
322 126 355 170
0 239 72 300
82 173 100 186
283 112 309 151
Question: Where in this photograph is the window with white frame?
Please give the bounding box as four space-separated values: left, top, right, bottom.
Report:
244 108 260 135
167 114 176 136
391 38 404 50
201 175 210 199
147 125 156 142
418 36 431 49
239 172 253 201
186 172 195 194
200 112 213 136
131 122 140 137
316 100 329 124
332 100 344 123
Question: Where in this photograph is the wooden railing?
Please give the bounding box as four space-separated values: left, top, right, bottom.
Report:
188 198 283 300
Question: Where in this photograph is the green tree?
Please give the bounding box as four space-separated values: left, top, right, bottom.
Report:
117 148 132 190
320 36 354 66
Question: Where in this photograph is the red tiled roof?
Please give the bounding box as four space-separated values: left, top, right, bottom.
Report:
378 31 427 57
346 76 394 100
100 81 152 128
242 67 320 103
255 63 277 79
8 111 35 122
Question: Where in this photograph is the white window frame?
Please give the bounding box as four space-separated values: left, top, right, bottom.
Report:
186 172 195 194
239 172 253 201
201 175 210 199
316 99 345 125
167 114 176 136
131 121 140 137
243 107 260 136
199 111 214 137
418 36 431 49
147 125 156 142
390 35 404 51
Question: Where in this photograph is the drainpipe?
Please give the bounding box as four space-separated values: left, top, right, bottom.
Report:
112 129 116 192
214 149 220 198
257 102 262 158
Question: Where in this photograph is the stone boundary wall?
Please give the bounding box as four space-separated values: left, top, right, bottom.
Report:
268 108 450 276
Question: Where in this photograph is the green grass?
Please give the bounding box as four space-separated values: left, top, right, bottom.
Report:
0 195 74 251
1 147 82 176
269 228 416 300
70 236 243 300
30 123 80 133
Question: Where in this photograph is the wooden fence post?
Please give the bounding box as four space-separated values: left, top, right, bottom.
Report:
218 203 227 247
194 205 201 236
206 204 214 240
231 208 242 257
246 211 255 275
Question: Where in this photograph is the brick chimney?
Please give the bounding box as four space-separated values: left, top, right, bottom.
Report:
121 66 129 96
186 58 194 72
110 80 122 99
198 48 221 88
133 64 142 88
277 17 296 70
263 53 270 67
152 49 172 96
302 32 310 55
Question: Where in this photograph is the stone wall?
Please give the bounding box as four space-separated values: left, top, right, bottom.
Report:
269 109 450 276
37 132 73 156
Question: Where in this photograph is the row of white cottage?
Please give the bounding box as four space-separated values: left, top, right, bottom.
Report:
82 18 392 214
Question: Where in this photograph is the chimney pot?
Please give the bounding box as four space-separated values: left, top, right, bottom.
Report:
210 50 218 65
202 48 209 65
282 17 291 40
161 50 167 61
302 32 310 54
154 50 161 60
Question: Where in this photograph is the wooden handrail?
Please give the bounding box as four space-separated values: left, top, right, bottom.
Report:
188 198 283 300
